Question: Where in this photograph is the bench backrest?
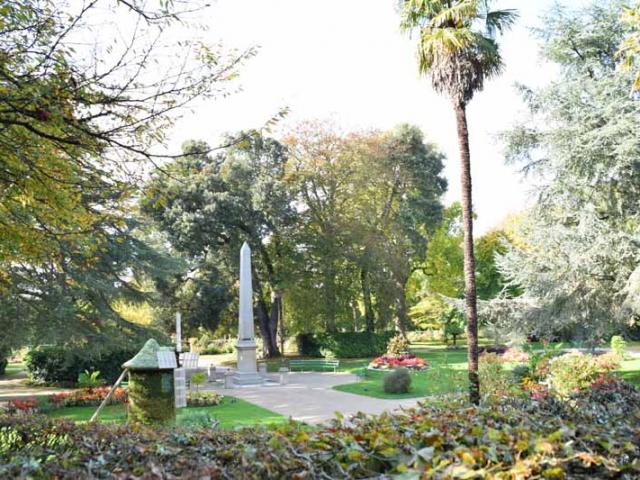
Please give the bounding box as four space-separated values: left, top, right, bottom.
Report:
181 352 199 368
289 359 339 368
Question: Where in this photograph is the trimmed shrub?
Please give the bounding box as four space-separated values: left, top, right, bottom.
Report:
383 367 411 393
127 370 175 425
1 386 639 478
25 345 140 386
296 331 394 358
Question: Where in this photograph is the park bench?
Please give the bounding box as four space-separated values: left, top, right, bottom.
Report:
288 359 340 373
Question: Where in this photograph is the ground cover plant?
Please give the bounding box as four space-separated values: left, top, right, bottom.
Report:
1 382 639 479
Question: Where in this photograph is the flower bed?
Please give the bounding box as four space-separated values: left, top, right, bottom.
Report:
1 383 638 478
368 354 428 370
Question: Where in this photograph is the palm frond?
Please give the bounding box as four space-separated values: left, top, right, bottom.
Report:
483 9 519 38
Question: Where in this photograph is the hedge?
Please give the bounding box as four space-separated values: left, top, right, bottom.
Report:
296 331 394 358
25 345 141 386
1 381 639 478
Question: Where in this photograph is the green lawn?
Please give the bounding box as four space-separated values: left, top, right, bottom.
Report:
333 347 640 399
1 362 25 379
334 349 469 399
46 396 287 429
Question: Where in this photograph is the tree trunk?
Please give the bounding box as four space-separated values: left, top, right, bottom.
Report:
454 102 480 405
394 276 410 336
361 266 375 332
252 269 281 358
269 291 284 357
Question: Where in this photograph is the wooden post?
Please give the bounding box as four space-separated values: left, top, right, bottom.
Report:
90 369 128 423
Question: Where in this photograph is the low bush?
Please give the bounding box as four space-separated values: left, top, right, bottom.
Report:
383 367 411 393
25 345 141 386
1 384 639 478
47 387 128 409
296 331 394 358
193 330 235 355
479 353 521 401
186 392 223 407
548 352 601 397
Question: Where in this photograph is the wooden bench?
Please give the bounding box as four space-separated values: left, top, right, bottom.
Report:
288 359 340 373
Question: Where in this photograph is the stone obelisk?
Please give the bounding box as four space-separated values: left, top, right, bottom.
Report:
233 242 262 385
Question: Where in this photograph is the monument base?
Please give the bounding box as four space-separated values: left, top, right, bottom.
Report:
233 341 262 386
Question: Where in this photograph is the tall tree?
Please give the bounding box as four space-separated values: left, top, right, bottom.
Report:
498 2 640 343
400 0 517 404
142 134 295 358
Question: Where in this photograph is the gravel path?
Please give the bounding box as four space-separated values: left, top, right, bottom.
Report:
203 372 423 424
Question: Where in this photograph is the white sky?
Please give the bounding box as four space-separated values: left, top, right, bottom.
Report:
170 0 589 234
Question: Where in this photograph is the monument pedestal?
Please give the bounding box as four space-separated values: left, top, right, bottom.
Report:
233 340 263 385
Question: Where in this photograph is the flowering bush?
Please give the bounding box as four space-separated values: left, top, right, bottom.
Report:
48 387 128 409
548 353 602 397
500 347 529 363
368 354 427 370
386 334 410 356
186 392 223 407
593 351 622 371
3 399 39 415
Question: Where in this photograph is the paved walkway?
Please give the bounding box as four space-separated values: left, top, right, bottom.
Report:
0 368 72 402
203 372 423 424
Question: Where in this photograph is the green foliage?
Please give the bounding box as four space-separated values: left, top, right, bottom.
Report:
499 2 640 342
127 371 176 426
0 0 246 352
610 335 627 358
511 364 530 383
383 368 412 394
399 0 517 106
2 389 639 478
442 307 465 346
190 373 207 393
193 330 235 355
186 392 223 408
25 345 139 386
77 371 104 390
296 331 395 358
478 353 521 401
0 349 8 376
386 334 410 356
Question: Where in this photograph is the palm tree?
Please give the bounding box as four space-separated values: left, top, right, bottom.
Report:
400 0 517 404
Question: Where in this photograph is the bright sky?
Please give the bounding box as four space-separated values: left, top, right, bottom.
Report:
171 0 589 234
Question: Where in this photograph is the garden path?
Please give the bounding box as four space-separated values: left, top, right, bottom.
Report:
202 372 424 424
0 366 72 402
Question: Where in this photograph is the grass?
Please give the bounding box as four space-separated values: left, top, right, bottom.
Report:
334 349 469 399
1 362 25 379
333 346 640 399
46 396 287 429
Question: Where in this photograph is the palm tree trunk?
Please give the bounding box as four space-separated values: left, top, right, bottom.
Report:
454 102 480 405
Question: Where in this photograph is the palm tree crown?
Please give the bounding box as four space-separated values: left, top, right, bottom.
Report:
400 0 517 106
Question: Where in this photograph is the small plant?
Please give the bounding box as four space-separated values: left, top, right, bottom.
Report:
511 364 530 383
77 370 104 389
386 334 410 356
610 335 627 359
190 372 207 392
383 367 411 394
